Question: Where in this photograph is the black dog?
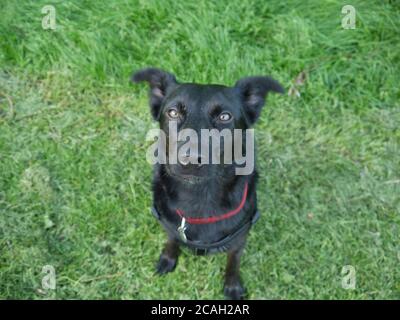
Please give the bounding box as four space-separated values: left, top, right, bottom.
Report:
132 68 283 299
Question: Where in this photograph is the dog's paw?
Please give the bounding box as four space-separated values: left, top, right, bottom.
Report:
155 254 177 275
224 281 246 300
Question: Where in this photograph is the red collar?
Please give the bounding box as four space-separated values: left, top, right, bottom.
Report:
176 182 249 225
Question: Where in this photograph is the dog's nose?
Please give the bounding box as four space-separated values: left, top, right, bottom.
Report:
178 154 190 166
178 154 205 167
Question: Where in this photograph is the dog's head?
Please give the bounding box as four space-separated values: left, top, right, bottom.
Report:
132 67 283 181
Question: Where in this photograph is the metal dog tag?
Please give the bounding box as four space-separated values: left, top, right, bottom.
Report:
177 217 187 242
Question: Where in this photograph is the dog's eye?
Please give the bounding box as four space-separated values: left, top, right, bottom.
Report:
167 108 180 118
218 112 232 122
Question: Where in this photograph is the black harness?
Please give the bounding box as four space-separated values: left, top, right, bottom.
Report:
151 206 260 255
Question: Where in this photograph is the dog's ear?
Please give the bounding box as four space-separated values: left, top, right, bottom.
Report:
132 68 178 120
234 76 284 125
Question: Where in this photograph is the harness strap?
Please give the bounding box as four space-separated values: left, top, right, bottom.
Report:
151 206 260 254
176 182 249 224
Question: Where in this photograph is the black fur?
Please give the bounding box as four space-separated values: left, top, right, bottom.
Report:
132 67 283 299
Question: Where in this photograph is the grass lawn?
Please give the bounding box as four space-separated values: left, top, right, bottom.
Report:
0 0 399 299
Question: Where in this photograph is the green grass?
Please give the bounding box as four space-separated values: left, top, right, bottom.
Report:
0 0 399 299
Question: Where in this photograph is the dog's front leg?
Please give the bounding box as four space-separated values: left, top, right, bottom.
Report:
224 245 246 300
156 237 180 275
